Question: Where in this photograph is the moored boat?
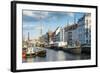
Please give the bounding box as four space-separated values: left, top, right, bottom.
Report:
23 47 46 58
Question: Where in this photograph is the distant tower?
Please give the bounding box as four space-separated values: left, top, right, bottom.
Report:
40 23 43 36
28 32 30 41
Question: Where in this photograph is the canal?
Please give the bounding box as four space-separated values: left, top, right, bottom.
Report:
22 47 90 63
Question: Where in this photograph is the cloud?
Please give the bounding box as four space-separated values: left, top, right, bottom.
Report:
23 11 33 17
65 12 75 17
23 10 49 21
23 24 43 30
23 10 75 24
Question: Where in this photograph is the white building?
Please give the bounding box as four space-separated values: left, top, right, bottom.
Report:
64 13 91 47
53 27 67 47
77 13 91 46
64 24 78 47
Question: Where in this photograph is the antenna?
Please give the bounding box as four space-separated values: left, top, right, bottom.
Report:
74 13 76 24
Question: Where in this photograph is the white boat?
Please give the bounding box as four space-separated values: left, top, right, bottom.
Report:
26 47 35 55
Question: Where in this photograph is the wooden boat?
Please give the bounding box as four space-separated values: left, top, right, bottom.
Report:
24 47 46 58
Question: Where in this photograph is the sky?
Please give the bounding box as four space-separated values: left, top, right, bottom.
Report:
22 10 85 40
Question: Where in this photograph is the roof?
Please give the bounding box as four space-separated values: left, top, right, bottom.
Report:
64 24 78 32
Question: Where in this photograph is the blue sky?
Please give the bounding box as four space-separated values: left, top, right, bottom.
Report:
22 10 85 39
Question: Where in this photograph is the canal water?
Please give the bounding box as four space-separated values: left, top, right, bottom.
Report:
22 47 90 63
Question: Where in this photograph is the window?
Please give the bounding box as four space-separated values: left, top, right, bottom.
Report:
86 20 88 25
86 40 88 44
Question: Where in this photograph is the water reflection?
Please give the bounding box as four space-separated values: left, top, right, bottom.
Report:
22 47 90 63
57 51 66 60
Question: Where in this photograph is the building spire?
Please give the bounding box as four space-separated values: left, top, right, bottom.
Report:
28 32 30 41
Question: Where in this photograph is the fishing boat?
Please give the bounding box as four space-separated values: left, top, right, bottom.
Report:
26 47 36 58
23 47 46 58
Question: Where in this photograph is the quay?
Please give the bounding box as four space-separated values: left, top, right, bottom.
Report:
46 46 91 55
